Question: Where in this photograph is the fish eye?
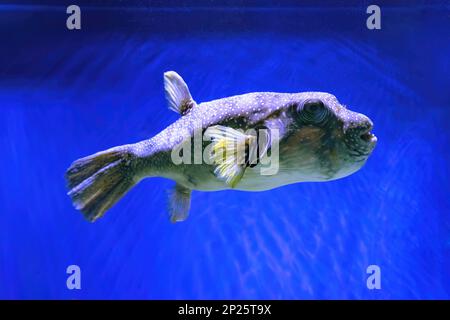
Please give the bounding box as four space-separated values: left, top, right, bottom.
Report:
298 99 328 123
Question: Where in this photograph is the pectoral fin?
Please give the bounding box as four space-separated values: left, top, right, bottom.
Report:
168 184 192 223
205 125 257 188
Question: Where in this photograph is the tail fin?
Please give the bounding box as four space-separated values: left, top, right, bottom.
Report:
65 145 136 222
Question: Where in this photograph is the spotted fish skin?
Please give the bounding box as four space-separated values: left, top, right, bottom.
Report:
65 71 377 222
137 92 295 152
133 91 374 189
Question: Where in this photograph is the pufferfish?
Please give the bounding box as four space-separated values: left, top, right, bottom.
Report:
66 71 377 223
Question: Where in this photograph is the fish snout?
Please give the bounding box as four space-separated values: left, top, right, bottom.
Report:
343 112 377 145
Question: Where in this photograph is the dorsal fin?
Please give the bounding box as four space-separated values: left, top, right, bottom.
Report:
164 71 196 115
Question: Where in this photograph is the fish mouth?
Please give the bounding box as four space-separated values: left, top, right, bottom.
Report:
359 125 377 144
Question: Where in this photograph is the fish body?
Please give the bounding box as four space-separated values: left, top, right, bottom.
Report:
66 71 377 222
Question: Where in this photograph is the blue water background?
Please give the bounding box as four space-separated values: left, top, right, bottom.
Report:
0 1 449 299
